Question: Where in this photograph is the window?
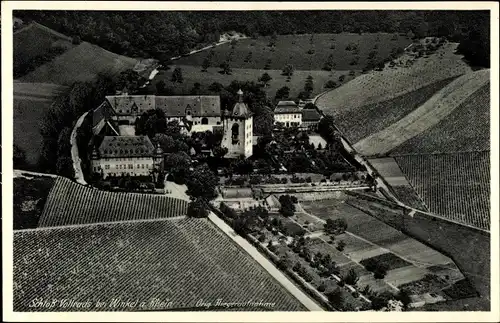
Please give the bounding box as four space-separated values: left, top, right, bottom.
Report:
201 117 208 125
105 165 110 170
128 164 133 169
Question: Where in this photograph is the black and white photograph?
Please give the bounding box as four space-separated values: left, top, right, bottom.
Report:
3 1 499 320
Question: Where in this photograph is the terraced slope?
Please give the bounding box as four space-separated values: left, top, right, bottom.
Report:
354 69 490 156
19 42 137 85
316 43 472 115
394 151 490 231
13 218 306 311
333 76 458 144
39 177 188 227
390 82 490 155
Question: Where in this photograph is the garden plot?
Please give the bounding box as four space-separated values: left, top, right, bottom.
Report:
291 212 324 232
336 233 387 262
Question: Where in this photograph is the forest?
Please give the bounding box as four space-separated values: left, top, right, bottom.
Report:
15 10 490 67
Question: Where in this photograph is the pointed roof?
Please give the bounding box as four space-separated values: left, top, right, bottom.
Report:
230 89 252 118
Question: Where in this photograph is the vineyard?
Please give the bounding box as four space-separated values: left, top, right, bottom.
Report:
13 217 306 311
316 42 472 116
353 69 490 156
39 177 188 227
394 151 490 231
392 186 428 211
333 76 458 144
390 83 490 155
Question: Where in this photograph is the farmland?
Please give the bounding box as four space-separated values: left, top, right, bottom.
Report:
316 42 472 115
353 69 490 156
39 177 189 227
394 151 490 231
13 217 306 311
148 65 358 101
173 33 411 71
14 22 74 78
332 76 458 144
14 82 69 166
18 42 138 85
299 195 465 296
390 82 490 155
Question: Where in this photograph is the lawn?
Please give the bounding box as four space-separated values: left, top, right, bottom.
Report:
173 33 411 71
14 217 307 311
148 64 358 100
333 76 458 144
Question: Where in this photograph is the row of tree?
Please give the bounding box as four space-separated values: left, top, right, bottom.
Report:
16 10 490 67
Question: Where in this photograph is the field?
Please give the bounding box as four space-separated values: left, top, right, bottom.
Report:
14 82 69 166
39 177 189 227
353 69 490 156
13 217 306 311
14 22 73 75
332 76 458 144
13 174 57 230
316 43 472 115
173 33 411 71
148 64 358 100
394 151 490 230
390 82 490 155
391 186 428 211
19 42 138 85
299 196 464 293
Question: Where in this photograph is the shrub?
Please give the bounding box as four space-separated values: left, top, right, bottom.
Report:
325 80 337 89
318 283 326 292
344 269 359 286
258 234 266 243
338 280 345 287
336 240 346 251
352 291 360 298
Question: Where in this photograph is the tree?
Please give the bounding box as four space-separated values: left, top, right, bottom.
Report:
304 79 314 93
171 67 183 83
282 64 294 77
336 240 346 251
13 144 27 168
202 57 211 72
213 146 228 159
324 218 348 235
185 163 218 201
324 80 337 89
190 82 202 95
155 80 167 95
116 69 144 94
208 82 224 93
343 268 359 286
219 61 232 75
275 86 290 100
322 54 336 71
187 198 209 218
326 289 343 307
72 35 81 45
258 72 272 87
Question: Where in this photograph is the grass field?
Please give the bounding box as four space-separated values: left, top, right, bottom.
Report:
333 76 458 144
316 43 472 115
19 42 138 85
390 82 490 155
14 217 306 311
14 82 69 166
394 151 490 230
39 177 189 227
173 33 411 71
353 69 490 156
148 64 359 101
14 22 73 73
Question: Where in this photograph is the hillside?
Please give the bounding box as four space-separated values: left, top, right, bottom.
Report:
390 82 490 155
14 82 69 166
173 33 411 71
316 43 472 115
353 69 490 156
39 177 188 227
14 22 74 77
13 217 307 311
18 42 138 85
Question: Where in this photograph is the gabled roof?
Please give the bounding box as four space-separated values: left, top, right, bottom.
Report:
275 106 301 114
277 100 298 107
98 136 154 158
105 95 221 117
301 108 322 121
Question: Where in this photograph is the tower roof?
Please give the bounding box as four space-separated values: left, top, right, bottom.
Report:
230 89 252 118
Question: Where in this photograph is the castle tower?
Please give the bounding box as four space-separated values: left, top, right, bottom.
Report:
222 89 253 158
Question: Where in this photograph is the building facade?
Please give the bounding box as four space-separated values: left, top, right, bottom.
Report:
301 108 322 130
91 136 163 179
274 101 302 127
222 89 253 158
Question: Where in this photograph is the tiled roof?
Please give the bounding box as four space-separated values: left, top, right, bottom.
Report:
277 100 298 107
98 136 154 158
275 106 301 114
105 95 221 117
301 109 322 121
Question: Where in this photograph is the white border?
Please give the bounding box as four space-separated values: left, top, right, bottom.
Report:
2 2 499 322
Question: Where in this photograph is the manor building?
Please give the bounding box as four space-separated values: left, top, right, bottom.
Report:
91 136 164 179
274 101 302 127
